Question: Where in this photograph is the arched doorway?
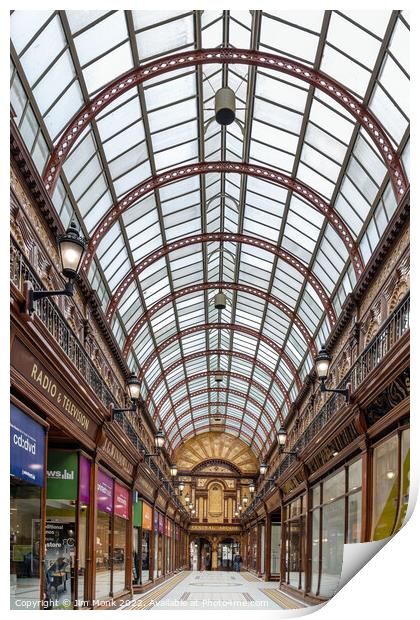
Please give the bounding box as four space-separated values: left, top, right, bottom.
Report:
190 538 211 571
217 538 240 571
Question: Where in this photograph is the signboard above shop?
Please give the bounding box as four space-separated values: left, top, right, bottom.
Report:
142 502 152 530
114 483 129 520
10 404 45 486
97 469 113 514
11 338 97 440
46 451 78 500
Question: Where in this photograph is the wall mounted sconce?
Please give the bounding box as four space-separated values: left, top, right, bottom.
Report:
259 462 268 476
276 425 299 458
315 346 350 403
25 222 86 314
142 429 165 458
111 372 141 419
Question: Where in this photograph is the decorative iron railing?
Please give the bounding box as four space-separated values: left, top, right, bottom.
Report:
245 293 410 514
11 238 185 513
10 238 119 408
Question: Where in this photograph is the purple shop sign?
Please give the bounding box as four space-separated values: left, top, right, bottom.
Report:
97 469 113 513
79 455 91 505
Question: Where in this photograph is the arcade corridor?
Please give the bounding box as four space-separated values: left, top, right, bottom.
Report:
10 8 410 614
125 571 308 610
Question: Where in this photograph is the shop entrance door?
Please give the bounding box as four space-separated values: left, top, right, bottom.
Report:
217 539 240 570
191 538 211 570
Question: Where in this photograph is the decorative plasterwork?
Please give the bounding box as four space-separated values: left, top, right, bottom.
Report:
173 431 259 474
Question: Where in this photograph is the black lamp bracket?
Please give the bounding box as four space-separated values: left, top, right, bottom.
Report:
320 379 350 403
143 450 160 458
25 280 74 314
110 402 136 420
279 449 299 458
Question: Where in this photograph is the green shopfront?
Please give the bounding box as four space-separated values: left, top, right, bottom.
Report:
45 450 92 609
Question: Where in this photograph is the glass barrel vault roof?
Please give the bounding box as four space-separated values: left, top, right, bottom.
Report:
10 10 410 456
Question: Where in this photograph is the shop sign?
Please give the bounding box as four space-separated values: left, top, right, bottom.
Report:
97 469 113 514
79 455 91 505
142 502 152 530
133 498 142 527
46 451 78 500
101 437 134 477
158 513 165 535
10 403 45 486
154 510 159 532
11 339 96 439
114 482 129 520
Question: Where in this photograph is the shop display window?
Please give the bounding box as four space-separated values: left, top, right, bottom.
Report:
142 530 151 583
259 523 265 574
96 510 112 598
113 515 127 594
10 480 42 609
283 495 306 590
45 499 76 608
372 431 410 540
395 429 410 531
270 522 281 574
113 483 129 594
250 526 257 571
319 497 345 597
310 458 362 598
141 502 152 584
10 404 45 610
311 508 320 594
44 450 88 609
95 470 113 599
77 455 91 605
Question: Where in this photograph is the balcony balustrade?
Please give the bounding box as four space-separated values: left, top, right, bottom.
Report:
11 238 185 513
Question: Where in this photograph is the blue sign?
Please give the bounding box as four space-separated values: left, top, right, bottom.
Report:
10 404 45 486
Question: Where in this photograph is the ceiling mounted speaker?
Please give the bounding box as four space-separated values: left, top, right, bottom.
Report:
215 87 236 126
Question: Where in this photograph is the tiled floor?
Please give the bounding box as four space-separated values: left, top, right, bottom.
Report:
129 571 308 611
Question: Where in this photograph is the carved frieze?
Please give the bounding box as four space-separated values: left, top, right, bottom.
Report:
364 368 410 427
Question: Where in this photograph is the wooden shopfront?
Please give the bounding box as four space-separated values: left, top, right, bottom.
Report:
10 310 137 608
10 323 100 609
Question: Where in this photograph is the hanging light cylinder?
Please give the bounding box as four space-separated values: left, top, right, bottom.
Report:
215 87 236 125
214 292 227 309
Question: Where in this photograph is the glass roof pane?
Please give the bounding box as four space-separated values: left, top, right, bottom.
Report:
74 12 128 66
136 14 194 60
19 16 66 86
83 42 133 94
